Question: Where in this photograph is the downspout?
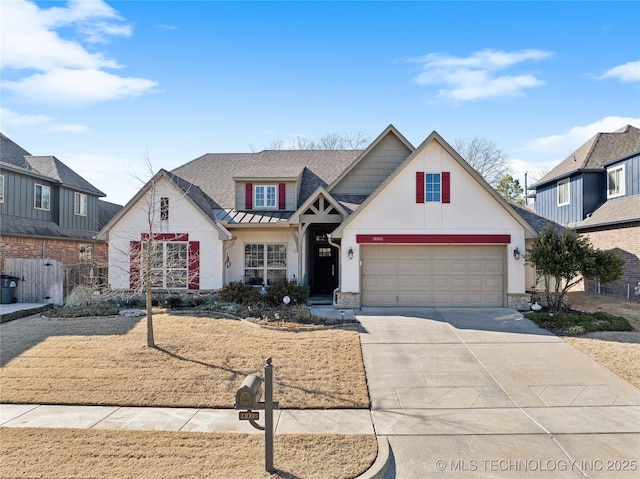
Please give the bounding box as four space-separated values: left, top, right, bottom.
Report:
327 233 341 308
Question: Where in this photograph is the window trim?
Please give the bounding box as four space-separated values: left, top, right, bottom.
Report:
425 173 441 203
254 184 277 209
142 240 189 290
557 178 570 206
0 174 4 203
160 196 169 221
74 192 87 216
34 183 51 211
607 164 626 199
244 242 287 286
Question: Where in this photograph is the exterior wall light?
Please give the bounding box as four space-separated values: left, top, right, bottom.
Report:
348 247 354 260
513 247 521 260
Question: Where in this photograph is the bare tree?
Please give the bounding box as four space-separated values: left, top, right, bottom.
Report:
261 131 370 151
125 158 193 348
452 136 512 187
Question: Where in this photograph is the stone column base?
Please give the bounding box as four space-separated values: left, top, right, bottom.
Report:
335 292 361 309
508 293 532 311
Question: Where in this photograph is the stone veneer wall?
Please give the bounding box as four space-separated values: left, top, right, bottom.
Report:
508 293 533 311
335 292 361 309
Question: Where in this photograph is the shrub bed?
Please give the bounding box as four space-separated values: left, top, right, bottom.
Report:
526 310 632 336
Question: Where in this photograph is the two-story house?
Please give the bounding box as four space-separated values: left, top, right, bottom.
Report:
0 133 122 301
100 125 548 309
529 125 640 298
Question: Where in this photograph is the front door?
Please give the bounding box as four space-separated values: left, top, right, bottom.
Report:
313 244 338 293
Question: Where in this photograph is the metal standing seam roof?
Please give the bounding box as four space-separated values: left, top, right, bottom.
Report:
532 125 640 187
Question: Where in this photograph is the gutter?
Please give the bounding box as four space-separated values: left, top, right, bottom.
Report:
326 233 341 308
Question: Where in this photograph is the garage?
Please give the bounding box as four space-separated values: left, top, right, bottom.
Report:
361 244 506 307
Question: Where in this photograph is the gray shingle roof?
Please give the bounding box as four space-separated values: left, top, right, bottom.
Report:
533 125 640 187
98 200 123 230
1 133 32 169
572 195 640 229
24 156 105 196
0 215 100 241
1 133 105 197
507 201 565 234
172 150 362 209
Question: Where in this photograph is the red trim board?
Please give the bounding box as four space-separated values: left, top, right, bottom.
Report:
356 234 511 244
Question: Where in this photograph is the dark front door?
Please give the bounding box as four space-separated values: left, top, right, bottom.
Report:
313 244 338 293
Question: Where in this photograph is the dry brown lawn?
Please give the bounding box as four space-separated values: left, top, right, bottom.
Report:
0 428 377 479
0 314 369 409
563 292 640 388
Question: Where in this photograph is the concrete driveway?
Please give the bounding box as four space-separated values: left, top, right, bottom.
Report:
357 308 640 478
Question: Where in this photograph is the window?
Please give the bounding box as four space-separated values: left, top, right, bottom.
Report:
557 178 570 206
74 192 87 216
425 173 441 202
142 241 188 289
161 197 169 221
79 244 93 262
607 165 625 198
0 175 4 203
254 185 277 208
244 243 286 286
34 184 51 210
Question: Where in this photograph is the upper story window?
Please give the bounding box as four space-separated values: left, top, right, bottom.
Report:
74 192 87 216
607 164 625 198
160 197 169 221
557 178 570 206
34 184 51 210
0 175 4 203
255 185 277 208
425 173 441 202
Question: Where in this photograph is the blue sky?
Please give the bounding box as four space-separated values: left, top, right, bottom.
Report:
2 0 639 205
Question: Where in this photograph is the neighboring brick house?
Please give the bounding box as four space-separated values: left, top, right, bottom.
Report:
529 125 640 298
100 125 547 309
0 133 122 296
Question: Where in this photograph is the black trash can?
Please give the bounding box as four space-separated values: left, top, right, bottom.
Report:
1 275 20 304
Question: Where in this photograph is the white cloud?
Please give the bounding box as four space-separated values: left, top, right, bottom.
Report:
1 107 87 133
62 152 147 205
510 116 640 195
408 48 553 101
596 61 640 83
0 0 155 104
520 116 640 156
3 68 158 105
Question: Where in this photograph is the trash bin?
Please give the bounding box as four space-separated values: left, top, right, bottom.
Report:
1 275 20 304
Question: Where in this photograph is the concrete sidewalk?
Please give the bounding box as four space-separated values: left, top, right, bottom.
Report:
358 307 640 479
1 404 373 435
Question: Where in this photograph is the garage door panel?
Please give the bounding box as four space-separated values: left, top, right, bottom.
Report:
362 245 505 307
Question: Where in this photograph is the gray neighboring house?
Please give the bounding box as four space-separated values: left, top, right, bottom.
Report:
529 125 640 298
0 133 122 299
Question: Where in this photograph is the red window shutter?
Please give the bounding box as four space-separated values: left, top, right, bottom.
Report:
129 241 141 290
442 172 450 203
416 172 425 203
188 241 200 290
245 183 253 209
278 183 286 210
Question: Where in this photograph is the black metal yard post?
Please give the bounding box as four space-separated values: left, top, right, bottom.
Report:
264 357 274 473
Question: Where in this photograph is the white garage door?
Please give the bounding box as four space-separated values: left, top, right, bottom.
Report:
361 245 505 307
